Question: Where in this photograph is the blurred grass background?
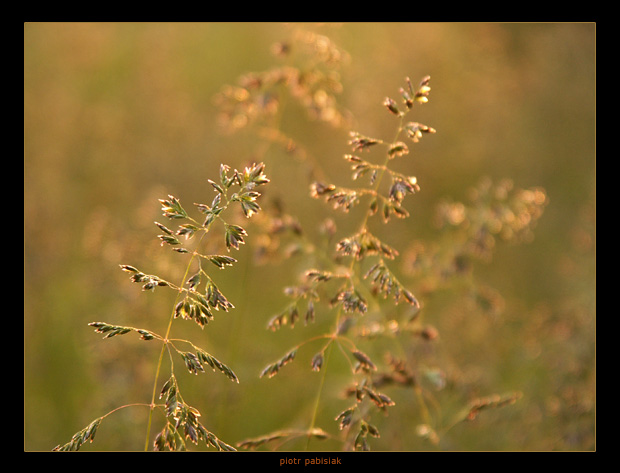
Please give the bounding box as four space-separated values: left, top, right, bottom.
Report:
24 22 595 451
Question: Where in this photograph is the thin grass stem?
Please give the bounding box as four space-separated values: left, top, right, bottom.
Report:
144 232 207 451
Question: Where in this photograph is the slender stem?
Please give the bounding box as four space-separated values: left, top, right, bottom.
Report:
305 340 333 450
103 402 155 420
143 232 207 451
414 384 433 426
304 113 411 447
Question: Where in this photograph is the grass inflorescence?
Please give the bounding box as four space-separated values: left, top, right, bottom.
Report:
54 163 269 451
238 75 438 451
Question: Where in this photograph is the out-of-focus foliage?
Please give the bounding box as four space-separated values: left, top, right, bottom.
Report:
25 22 595 451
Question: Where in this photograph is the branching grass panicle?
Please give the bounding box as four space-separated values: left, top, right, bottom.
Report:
238 75 437 451
54 163 269 452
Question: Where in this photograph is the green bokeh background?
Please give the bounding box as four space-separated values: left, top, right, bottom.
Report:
24 22 595 451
